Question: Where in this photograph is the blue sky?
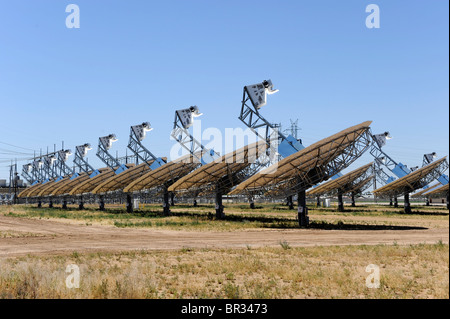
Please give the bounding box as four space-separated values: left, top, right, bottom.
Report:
0 0 448 182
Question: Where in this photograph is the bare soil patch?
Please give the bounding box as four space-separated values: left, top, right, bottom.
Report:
0 215 447 257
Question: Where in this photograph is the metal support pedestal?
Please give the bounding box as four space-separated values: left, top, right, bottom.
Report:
351 194 356 207
316 196 321 207
163 190 171 216
287 196 294 210
193 199 198 207
126 194 133 213
99 196 105 211
394 197 398 208
215 190 225 219
447 194 449 210
170 192 175 206
404 193 412 214
338 193 345 212
62 200 67 210
297 190 309 228
49 200 53 208
426 199 430 206
38 201 42 208
248 195 255 209
79 197 84 210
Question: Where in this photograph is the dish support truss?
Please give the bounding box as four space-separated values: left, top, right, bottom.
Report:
239 81 345 209
239 126 372 227
375 159 449 213
310 165 374 212
125 123 166 213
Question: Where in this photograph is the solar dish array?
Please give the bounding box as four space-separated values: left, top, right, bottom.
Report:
411 183 441 198
169 141 268 196
423 183 449 199
372 157 448 198
15 80 449 227
123 154 201 194
307 163 374 197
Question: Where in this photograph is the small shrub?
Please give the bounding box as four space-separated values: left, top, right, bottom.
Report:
280 240 291 250
223 283 240 299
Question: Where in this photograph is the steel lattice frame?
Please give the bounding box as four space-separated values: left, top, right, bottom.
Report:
127 126 161 166
32 160 45 182
168 86 286 201
96 142 122 170
43 156 58 181
348 175 375 196
239 86 291 149
373 160 394 186
21 164 34 185
74 145 96 174
56 151 73 178
171 111 219 164
22 151 74 200
369 146 400 176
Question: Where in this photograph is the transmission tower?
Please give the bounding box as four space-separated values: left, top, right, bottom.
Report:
284 119 301 140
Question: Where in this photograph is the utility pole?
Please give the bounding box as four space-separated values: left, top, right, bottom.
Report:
8 160 12 196
14 160 18 204
373 168 377 204
7 160 18 205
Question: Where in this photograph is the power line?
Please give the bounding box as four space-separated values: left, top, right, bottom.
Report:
0 150 34 156
0 141 35 152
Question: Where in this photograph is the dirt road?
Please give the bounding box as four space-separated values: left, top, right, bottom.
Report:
0 215 448 257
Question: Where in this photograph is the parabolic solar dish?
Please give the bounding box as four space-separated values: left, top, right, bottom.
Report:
92 159 166 195
18 182 43 198
168 140 268 196
69 164 135 196
411 183 441 198
35 175 75 198
123 153 204 193
229 121 373 198
372 157 448 198
423 183 449 198
51 168 108 197
307 162 374 197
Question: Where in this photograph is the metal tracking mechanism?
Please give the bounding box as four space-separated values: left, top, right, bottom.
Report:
96 134 128 175
74 143 99 178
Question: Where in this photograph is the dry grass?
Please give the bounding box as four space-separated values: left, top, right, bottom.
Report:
0 243 447 299
2 203 448 232
0 203 448 299
0 231 47 239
